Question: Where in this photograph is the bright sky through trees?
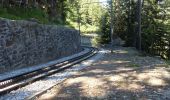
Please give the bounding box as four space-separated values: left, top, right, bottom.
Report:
99 0 108 3
99 0 108 6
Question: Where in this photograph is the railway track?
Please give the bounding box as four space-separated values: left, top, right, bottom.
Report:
0 47 97 96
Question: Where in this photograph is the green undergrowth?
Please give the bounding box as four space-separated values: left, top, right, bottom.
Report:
0 7 49 24
0 7 101 31
66 19 99 34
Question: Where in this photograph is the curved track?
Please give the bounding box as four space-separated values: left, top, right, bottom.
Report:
0 47 98 95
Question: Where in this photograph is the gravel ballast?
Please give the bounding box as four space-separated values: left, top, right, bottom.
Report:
0 48 106 100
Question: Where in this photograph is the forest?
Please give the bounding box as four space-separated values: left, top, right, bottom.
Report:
0 0 170 59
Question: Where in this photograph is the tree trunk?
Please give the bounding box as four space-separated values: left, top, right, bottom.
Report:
137 0 142 50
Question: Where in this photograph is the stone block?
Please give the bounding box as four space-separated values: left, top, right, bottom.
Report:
0 18 81 73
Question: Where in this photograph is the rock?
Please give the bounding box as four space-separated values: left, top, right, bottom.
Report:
0 18 81 73
162 89 170 99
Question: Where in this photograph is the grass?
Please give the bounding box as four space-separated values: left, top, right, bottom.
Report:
0 6 101 32
66 19 99 34
0 7 49 24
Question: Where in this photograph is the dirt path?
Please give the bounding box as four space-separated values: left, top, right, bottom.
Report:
37 47 170 100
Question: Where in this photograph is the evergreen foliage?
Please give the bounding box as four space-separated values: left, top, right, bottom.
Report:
98 10 111 44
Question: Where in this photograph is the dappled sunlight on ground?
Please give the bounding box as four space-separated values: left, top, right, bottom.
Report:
112 60 131 64
38 47 170 100
114 67 134 71
38 66 170 99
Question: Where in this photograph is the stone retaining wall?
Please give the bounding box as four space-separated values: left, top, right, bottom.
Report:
0 18 81 72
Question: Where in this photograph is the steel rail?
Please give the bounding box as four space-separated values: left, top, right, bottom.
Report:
0 47 97 95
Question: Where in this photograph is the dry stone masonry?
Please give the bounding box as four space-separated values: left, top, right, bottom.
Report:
0 18 81 73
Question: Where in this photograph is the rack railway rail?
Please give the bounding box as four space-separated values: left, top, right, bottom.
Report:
0 47 98 96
